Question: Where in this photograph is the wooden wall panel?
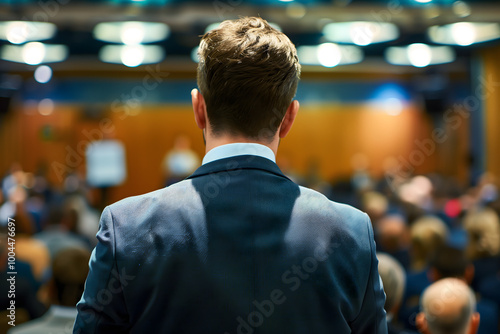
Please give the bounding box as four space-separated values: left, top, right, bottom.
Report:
0 102 467 204
483 45 500 178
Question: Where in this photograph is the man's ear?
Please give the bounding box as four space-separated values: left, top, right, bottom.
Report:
465 264 475 285
416 312 430 334
428 268 440 283
279 100 299 139
192 88 207 130
468 312 480 334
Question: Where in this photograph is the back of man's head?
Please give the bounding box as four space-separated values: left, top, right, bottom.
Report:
429 245 472 282
416 278 480 334
197 17 301 141
464 208 500 259
377 252 406 318
377 215 409 253
52 247 91 306
410 216 448 270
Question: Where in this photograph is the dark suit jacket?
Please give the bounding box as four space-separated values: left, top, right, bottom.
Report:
74 155 387 333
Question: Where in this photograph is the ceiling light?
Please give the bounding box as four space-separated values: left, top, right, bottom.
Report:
407 43 432 67
121 45 145 67
451 22 476 46
323 21 399 45
121 22 146 45
34 65 53 84
385 44 455 67
428 22 500 46
1 42 68 65
94 21 169 44
297 43 363 67
0 21 56 44
317 43 342 67
99 45 164 67
23 42 46 65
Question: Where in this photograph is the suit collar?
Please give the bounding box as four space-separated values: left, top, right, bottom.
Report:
187 155 290 181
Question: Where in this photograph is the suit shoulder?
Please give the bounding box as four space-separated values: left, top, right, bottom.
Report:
106 179 197 216
296 185 368 223
285 186 372 257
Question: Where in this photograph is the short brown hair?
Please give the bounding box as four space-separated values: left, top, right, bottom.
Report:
197 17 301 141
52 247 91 306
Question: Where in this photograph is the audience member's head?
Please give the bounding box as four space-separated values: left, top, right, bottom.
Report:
428 245 474 284
45 201 79 234
377 252 406 320
416 278 480 334
410 216 448 271
361 191 388 223
50 247 91 306
376 214 409 254
196 17 300 142
463 208 500 260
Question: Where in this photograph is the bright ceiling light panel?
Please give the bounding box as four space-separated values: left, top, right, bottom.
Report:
94 21 170 44
407 43 432 67
385 43 455 68
428 22 500 46
99 45 164 67
0 21 56 44
1 42 68 65
34 65 53 84
323 22 399 46
297 43 364 67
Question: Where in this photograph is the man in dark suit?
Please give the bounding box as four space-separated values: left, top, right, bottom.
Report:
74 17 387 334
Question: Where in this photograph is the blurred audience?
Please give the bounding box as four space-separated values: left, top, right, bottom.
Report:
0 163 97 333
34 203 93 259
399 216 449 328
362 191 389 224
162 134 200 186
378 252 417 334
351 153 375 193
409 216 449 272
6 185 51 287
2 159 500 334
302 159 333 198
8 247 91 334
428 245 498 334
0 231 46 331
376 215 411 270
416 278 480 334
463 208 500 290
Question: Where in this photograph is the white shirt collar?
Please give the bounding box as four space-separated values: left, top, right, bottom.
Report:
202 143 276 165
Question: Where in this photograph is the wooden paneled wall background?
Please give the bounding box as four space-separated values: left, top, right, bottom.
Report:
483 45 500 179
0 99 470 204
